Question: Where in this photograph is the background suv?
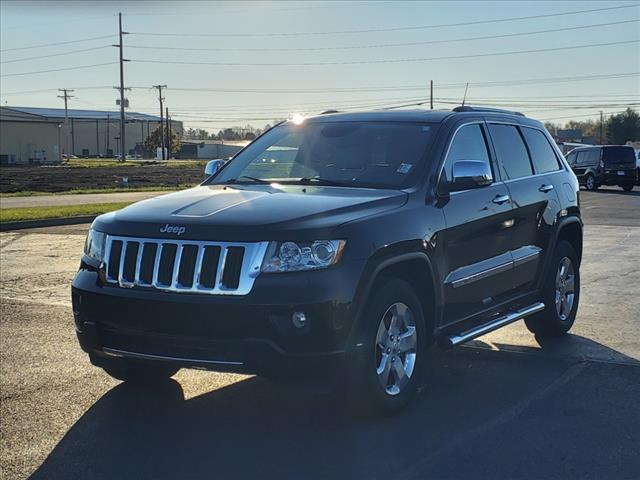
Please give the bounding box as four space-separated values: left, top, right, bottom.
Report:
72 106 583 414
566 145 637 191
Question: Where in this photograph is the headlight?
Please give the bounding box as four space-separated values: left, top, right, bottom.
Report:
84 229 106 263
261 240 346 273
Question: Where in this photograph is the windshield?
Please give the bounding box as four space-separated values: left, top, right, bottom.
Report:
209 121 434 189
603 146 636 165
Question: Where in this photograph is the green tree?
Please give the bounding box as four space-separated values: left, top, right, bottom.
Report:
606 108 640 145
144 125 181 155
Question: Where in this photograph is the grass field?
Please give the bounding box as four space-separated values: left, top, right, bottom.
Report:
0 185 189 198
64 159 206 168
0 202 132 223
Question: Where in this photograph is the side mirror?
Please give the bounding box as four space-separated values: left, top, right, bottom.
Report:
204 159 225 177
450 160 493 192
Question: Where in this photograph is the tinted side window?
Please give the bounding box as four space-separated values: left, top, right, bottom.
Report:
576 151 588 165
566 152 577 165
585 149 601 166
442 124 491 182
488 124 533 179
521 127 560 173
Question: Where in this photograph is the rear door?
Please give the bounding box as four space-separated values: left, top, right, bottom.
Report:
602 146 637 182
438 122 516 324
486 123 558 295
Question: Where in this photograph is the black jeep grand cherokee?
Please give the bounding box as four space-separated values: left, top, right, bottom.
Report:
72 106 582 413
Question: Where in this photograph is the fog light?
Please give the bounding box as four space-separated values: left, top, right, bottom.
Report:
292 311 307 328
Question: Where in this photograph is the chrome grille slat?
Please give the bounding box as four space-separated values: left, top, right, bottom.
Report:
193 245 205 288
171 244 184 289
151 243 164 288
104 235 268 296
217 247 229 290
134 242 144 284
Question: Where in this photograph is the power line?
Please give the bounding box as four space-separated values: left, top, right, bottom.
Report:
128 4 639 37
538 109 636 121
0 45 112 64
0 62 118 78
0 86 114 96
0 34 116 52
131 39 639 67
120 72 640 95
126 19 639 53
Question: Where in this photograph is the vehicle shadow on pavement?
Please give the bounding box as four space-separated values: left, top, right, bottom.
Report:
31 335 639 480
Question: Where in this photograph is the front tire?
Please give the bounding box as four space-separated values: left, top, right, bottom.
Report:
525 241 580 337
621 183 634 192
348 278 427 415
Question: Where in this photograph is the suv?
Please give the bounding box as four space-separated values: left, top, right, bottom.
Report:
565 145 637 192
72 107 583 413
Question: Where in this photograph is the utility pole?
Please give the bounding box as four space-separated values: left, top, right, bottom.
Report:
106 114 110 155
600 110 604 145
57 89 74 156
114 12 129 162
430 80 433 110
153 84 167 159
166 107 170 159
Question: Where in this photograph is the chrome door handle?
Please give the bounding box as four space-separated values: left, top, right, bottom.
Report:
492 194 510 205
539 184 554 193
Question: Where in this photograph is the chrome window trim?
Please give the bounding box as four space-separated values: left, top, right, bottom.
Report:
486 120 567 176
439 119 568 196
103 235 269 296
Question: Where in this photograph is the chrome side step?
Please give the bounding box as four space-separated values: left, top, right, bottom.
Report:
440 302 545 349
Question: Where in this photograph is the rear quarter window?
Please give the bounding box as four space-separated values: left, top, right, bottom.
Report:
521 127 561 174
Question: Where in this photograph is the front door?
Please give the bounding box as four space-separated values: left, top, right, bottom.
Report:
438 122 516 324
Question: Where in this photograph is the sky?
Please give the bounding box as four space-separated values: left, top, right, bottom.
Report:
1 0 639 132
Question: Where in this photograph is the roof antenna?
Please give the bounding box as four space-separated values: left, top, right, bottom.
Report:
461 82 469 106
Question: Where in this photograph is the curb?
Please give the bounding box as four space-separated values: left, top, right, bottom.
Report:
0 215 96 232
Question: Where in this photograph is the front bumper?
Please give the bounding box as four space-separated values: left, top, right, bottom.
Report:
72 259 365 377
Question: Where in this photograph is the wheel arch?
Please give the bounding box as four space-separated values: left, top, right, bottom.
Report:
556 217 583 266
347 248 442 351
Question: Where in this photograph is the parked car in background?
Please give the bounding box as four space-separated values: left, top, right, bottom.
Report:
565 145 637 191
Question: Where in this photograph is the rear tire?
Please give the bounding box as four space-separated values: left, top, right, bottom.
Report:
95 356 179 383
584 174 597 191
525 241 580 337
347 278 427 415
621 184 634 192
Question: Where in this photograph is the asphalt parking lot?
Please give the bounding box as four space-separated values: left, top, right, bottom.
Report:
1 186 639 479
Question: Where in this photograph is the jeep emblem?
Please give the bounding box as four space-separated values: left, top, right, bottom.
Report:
160 224 186 236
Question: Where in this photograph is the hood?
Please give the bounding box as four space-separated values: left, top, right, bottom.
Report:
93 184 408 241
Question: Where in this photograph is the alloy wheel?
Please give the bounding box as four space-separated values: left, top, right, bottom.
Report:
555 257 576 321
586 176 595 190
375 302 418 396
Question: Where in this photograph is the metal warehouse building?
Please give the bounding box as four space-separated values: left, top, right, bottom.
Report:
0 106 182 164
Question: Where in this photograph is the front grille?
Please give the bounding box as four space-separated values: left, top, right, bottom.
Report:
103 235 268 295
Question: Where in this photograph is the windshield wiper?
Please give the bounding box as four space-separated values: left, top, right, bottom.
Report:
288 177 356 187
223 176 270 184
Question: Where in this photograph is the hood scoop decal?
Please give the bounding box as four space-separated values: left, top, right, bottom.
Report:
171 190 270 218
